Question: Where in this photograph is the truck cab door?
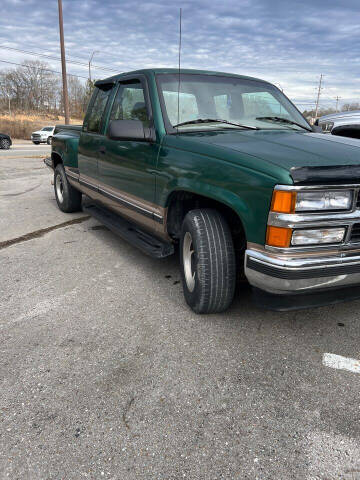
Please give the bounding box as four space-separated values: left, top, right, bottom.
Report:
78 84 113 196
97 77 162 233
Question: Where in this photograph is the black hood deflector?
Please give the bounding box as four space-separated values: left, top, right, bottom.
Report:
290 165 360 185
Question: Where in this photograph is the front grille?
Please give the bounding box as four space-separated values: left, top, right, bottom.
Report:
356 191 360 209
350 223 360 243
32 134 41 139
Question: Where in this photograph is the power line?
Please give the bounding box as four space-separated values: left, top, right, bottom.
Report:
0 58 88 79
0 44 121 74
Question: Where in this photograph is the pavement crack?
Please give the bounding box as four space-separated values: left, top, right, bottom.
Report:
122 397 135 430
0 216 90 250
1 183 41 197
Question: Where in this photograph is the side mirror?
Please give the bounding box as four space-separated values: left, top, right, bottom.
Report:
108 119 149 141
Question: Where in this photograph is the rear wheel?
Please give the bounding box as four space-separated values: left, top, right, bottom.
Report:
54 164 82 213
47 136 52 145
0 138 10 149
180 209 236 314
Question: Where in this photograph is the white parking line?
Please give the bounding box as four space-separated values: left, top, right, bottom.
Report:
323 353 360 374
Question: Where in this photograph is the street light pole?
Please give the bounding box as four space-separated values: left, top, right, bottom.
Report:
58 0 70 124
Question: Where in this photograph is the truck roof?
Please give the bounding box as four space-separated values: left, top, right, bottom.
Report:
95 68 272 86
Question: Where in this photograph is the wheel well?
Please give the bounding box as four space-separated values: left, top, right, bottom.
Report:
166 191 246 249
51 152 63 168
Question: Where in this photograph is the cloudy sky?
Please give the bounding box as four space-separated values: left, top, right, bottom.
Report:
1 0 359 111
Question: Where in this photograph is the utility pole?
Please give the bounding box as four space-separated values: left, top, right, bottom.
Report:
334 95 341 112
314 74 323 119
88 51 98 82
58 0 70 124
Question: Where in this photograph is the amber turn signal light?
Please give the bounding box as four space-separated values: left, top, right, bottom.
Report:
271 190 297 214
266 226 292 248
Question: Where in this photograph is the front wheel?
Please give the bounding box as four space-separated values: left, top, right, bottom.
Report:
54 164 82 213
0 138 11 149
33 141 40 145
180 209 236 314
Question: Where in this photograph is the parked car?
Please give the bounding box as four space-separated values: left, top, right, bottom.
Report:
31 126 55 145
316 110 360 139
44 68 360 313
0 133 12 149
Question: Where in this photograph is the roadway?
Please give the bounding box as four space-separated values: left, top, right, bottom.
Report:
0 140 50 158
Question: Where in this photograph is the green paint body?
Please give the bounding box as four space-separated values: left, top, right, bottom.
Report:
52 68 360 245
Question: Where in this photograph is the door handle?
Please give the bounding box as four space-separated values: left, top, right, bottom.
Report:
99 146 106 154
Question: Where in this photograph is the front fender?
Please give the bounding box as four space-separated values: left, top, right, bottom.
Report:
157 150 281 245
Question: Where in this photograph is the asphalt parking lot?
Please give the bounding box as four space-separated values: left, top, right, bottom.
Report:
1 155 360 479
0 140 50 159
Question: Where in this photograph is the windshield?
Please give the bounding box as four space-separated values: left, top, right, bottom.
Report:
41 127 53 131
156 73 309 132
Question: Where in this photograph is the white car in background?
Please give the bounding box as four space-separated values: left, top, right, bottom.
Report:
31 126 55 145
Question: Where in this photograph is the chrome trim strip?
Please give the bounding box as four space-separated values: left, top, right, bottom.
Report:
275 183 360 191
268 209 360 228
66 171 79 181
79 177 98 192
99 187 156 220
245 247 360 294
77 175 164 224
247 247 360 269
248 241 360 260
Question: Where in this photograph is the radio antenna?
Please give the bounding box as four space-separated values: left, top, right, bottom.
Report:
177 7 182 132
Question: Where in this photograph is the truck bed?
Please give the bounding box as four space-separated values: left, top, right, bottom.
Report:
53 124 82 136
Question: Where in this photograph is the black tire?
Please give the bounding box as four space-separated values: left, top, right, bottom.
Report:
47 136 52 145
0 138 11 149
180 209 236 314
33 141 40 145
54 164 82 213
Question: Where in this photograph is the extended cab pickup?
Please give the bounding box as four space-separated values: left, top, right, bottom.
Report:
45 68 360 313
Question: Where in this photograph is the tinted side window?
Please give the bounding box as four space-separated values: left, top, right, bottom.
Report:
109 81 149 127
87 87 112 133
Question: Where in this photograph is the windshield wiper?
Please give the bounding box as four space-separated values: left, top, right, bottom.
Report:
256 116 312 132
173 118 259 130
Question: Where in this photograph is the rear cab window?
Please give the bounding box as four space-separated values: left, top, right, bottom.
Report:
84 85 113 133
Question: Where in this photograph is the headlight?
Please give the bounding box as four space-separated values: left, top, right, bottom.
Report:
295 191 352 212
271 189 352 213
291 227 346 246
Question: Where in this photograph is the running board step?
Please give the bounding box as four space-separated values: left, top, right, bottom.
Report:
83 204 174 259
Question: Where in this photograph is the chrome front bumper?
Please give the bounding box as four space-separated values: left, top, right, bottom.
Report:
245 246 360 295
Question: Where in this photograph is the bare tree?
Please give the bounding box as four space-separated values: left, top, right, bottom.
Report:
67 75 87 118
0 60 88 117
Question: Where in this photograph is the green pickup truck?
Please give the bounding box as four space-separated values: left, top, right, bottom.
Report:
45 68 360 313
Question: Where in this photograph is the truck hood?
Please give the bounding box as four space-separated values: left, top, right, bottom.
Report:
182 129 360 171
